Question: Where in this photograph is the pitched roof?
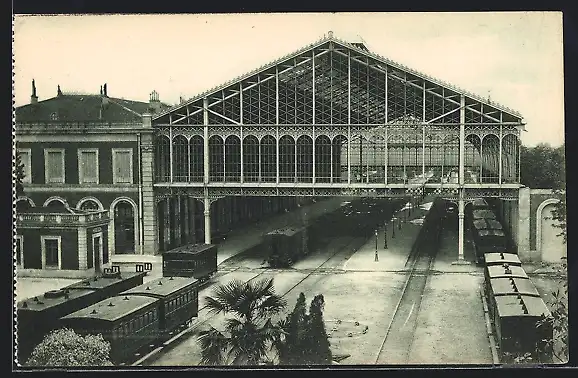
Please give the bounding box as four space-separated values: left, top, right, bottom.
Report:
154 32 522 122
15 93 172 123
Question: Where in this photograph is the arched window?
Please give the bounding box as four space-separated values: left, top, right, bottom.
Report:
44 197 67 209
225 135 241 182
173 135 189 182
80 200 100 211
260 135 276 183
279 135 295 183
209 136 224 182
296 135 313 183
243 136 259 182
502 134 520 184
481 134 500 183
315 135 332 183
154 135 170 182
332 135 348 183
190 136 204 182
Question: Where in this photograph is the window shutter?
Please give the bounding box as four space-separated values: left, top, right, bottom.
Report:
115 151 132 183
47 151 63 182
81 151 98 183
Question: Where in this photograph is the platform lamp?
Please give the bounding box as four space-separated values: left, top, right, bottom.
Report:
391 217 396 238
374 229 379 262
383 222 388 249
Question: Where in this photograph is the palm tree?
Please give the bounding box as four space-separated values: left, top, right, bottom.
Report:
198 278 287 365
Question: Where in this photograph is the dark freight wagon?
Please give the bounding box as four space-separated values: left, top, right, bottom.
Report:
492 294 553 362
263 226 310 268
162 244 218 281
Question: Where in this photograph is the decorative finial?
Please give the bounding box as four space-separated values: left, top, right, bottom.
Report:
328 30 333 38
32 79 37 96
57 85 62 96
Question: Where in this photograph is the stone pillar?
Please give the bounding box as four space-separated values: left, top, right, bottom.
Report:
140 115 159 255
517 188 532 259
458 194 465 261
204 196 211 244
78 227 88 270
183 196 190 244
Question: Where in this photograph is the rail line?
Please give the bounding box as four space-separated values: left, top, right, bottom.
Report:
373 206 441 365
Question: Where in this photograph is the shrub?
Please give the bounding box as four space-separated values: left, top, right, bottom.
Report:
26 328 112 367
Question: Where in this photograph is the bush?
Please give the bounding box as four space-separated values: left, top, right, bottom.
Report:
26 328 112 367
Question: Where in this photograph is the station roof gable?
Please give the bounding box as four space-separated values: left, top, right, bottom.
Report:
153 33 523 126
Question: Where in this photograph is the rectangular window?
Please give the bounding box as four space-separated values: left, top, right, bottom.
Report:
15 235 23 267
112 148 133 184
41 236 61 269
17 149 32 184
44 149 65 183
78 149 99 184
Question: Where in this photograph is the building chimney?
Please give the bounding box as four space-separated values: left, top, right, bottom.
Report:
149 90 161 113
101 83 109 108
57 85 62 97
31 79 38 104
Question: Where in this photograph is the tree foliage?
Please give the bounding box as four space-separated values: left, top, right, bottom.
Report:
25 328 112 367
520 143 565 190
278 293 332 365
197 278 287 365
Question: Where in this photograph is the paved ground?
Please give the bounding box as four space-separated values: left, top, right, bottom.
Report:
409 227 493 365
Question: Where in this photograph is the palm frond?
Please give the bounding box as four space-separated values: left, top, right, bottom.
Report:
204 279 246 316
198 327 230 365
254 294 287 321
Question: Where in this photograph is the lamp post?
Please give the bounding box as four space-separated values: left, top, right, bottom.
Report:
391 217 396 238
383 222 388 249
375 229 379 262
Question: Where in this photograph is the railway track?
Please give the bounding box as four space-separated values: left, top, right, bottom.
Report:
373 203 441 365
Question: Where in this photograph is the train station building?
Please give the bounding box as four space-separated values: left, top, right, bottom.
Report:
14 32 564 270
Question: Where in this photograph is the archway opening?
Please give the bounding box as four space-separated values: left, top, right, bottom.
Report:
79 199 100 212
114 201 135 254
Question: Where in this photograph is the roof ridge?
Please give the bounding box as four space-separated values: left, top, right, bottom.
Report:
107 97 143 117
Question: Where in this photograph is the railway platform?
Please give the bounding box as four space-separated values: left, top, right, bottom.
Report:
342 196 434 272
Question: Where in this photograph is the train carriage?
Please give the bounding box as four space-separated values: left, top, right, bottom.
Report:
263 226 310 268
121 277 199 337
473 228 509 264
484 252 521 267
472 209 497 220
162 244 218 281
485 276 541 324
16 270 146 364
60 295 160 364
492 294 553 361
471 198 490 210
65 271 148 302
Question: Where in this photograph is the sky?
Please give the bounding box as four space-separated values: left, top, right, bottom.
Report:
13 12 564 147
